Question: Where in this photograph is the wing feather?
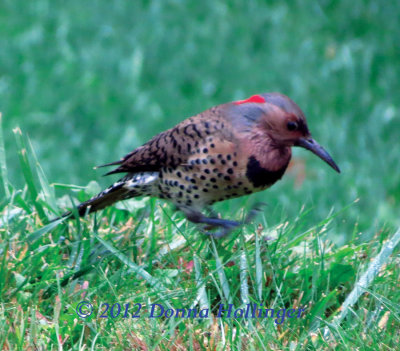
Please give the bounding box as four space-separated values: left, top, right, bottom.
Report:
101 107 234 175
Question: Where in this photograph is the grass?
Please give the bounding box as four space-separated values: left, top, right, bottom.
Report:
1 0 400 349
1 120 400 350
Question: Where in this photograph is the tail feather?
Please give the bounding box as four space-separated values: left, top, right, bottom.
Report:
50 179 130 222
51 171 160 223
94 159 123 169
76 179 129 216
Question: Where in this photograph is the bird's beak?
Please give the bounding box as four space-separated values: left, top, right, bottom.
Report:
295 138 341 173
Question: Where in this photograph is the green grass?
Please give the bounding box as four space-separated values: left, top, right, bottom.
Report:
1 143 400 349
1 0 400 349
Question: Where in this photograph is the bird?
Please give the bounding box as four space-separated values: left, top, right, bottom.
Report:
61 93 340 237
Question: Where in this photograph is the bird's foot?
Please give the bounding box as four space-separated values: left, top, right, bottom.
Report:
204 202 266 238
243 201 266 224
183 202 266 239
201 218 240 238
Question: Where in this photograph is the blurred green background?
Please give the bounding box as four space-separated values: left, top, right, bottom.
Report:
1 0 399 242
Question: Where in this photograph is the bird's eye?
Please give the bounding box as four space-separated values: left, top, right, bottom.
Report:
287 121 298 131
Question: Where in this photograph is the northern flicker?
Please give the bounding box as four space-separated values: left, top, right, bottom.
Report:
62 93 340 237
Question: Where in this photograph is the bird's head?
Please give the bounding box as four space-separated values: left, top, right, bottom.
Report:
230 93 340 173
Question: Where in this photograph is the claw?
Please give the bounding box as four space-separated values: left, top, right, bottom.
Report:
244 202 267 224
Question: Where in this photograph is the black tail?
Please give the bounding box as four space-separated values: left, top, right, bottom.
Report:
51 178 131 222
51 172 159 223
76 179 130 216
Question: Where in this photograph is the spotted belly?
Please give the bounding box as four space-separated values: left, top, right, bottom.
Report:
121 155 288 210
157 154 272 210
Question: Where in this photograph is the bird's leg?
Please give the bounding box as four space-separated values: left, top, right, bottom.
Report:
181 207 237 227
184 210 239 238
180 203 266 238
202 206 220 230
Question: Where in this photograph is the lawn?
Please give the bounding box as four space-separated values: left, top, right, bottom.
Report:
1 0 400 349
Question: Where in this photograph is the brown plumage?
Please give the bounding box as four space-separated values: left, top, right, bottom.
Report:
64 93 340 237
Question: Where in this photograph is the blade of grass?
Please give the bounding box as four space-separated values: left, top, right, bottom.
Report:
93 232 173 310
13 127 46 221
288 201 357 248
210 238 231 303
52 183 87 190
255 230 263 301
192 254 210 312
0 241 8 293
27 137 58 214
0 113 10 198
239 250 249 305
323 227 400 339
27 217 66 243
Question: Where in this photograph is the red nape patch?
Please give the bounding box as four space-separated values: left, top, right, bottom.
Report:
234 95 266 105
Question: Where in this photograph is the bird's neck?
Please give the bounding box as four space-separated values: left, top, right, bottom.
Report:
242 128 292 172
